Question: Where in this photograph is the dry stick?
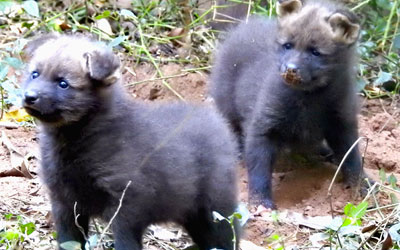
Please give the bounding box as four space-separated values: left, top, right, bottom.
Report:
73 202 88 242
97 180 132 247
357 205 399 249
327 137 366 196
327 137 365 249
136 25 184 100
126 73 189 86
245 0 252 23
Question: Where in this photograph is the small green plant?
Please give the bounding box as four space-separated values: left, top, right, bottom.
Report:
266 233 284 250
0 213 36 249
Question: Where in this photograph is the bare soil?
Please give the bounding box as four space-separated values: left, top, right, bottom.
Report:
0 62 399 249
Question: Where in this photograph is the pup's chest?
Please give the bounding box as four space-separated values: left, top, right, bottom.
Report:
41 146 110 214
277 99 326 142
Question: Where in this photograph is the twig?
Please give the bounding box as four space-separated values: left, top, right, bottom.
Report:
357 205 399 249
97 180 132 246
125 73 189 86
73 202 88 242
327 137 365 196
137 25 184 100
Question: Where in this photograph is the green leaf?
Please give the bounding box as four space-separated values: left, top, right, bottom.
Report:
379 168 386 182
376 0 392 10
373 71 392 86
22 22 34 29
388 174 397 188
19 222 36 235
108 36 126 48
60 241 82 250
235 203 250 226
0 1 16 13
4 213 13 220
5 57 23 69
342 218 352 227
268 233 280 241
22 0 40 18
1 231 20 241
356 77 367 92
353 201 368 219
394 34 400 50
95 10 111 20
343 201 368 222
343 203 354 216
85 234 98 250
120 9 136 18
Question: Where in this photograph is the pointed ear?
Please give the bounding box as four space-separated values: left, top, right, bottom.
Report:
24 33 59 58
328 12 360 45
276 0 302 17
83 49 121 86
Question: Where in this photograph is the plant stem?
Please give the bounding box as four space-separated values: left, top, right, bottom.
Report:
380 0 398 50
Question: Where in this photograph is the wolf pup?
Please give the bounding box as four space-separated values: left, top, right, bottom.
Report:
23 34 239 249
210 0 365 208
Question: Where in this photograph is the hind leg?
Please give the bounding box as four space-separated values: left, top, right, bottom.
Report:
183 208 239 250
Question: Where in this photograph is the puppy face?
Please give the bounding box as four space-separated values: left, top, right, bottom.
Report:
22 34 120 126
276 0 360 90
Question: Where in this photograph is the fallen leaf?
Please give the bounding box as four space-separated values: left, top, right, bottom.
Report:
1 131 34 179
1 108 30 122
148 225 180 241
94 18 113 35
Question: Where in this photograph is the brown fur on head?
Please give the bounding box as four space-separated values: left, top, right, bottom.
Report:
22 34 121 125
275 0 360 89
276 0 360 46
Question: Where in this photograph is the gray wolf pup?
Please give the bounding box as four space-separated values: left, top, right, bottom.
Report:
210 0 365 208
23 34 240 249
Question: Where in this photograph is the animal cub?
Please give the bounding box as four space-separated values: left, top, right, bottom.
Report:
210 0 365 208
23 34 239 249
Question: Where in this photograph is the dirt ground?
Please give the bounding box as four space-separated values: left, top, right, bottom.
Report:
0 62 399 249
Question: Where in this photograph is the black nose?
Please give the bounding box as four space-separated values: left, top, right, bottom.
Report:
286 63 298 73
24 90 39 105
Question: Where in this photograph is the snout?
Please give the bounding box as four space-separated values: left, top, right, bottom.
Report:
24 90 39 106
280 63 302 85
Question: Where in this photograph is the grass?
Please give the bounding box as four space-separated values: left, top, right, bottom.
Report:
0 0 399 249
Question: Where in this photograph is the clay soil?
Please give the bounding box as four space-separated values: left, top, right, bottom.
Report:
0 62 399 249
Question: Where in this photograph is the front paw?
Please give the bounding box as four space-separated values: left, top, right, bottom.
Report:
343 174 374 197
249 195 276 210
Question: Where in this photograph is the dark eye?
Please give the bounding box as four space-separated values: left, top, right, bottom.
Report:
31 71 39 79
310 48 321 56
58 79 69 89
283 43 293 50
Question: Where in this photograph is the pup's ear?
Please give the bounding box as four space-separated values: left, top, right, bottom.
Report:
276 0 302 17
83 49 121 86
328 11 360 45
25 33 59 58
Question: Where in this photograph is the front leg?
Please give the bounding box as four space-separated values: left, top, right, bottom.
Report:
51 201 89 249
112 216 144 250
245 134 277 209
324 117 364 187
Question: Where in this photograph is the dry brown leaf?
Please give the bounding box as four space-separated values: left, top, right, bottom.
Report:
381 230 393 250
1 131 34 179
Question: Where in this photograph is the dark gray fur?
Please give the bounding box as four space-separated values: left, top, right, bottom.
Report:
210 1 365 208
23 35 239 249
